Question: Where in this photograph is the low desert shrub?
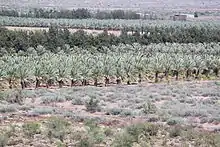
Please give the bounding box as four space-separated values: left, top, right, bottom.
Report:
22 122 41 138
85 120 105 144
168 125 182 138
72 97 84 105
121 109 133 116
0 104 17 113
106 108 122 115
0 134 8 147
85 96 100 113
142 101 157 114
104 128 114 137
0 91 6 101
46 117 70 142
31 107 55 115
126 123 159 142
6 89 25 105
113 133 134 147
41 95 65 104
78 136 94 147
167 117 182 126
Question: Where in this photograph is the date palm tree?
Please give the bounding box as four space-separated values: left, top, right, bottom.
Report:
182 55 195 79
70 56 80 87
193 55 206 79
171 54 183 81
41 61 56 88
122 54 135 85
150 54 164 83
90 55 102 86
101 55 114 86
56 56 69 88
162 54 172 81
17 62 30 89
4 57 18 89
212 57 220 77
79 56 91 86
133 53 147 83
113 56 123 84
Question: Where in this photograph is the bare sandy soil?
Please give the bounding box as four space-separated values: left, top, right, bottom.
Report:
1 0 220 11
4 26 122 36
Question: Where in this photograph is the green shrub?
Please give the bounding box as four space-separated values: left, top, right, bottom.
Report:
113 133 134 147
127 123 159 138
142 101 157 114
72 97 84 105
22 122 41 137
78 136 94 147
215 81 220 86
0 91 6 101
168 126 182 138
46 117 70 142
41 95 65 104
121 109 132 116
56 141 65 147
167 118 182 126
85 120 104 144
31 107 55 115
0 105 17 113
104 128 113 137
85 96 100 113
106 108 122 115
0 134 8 147
6 89 25 105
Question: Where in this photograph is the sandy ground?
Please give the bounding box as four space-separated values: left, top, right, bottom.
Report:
4 26 122 36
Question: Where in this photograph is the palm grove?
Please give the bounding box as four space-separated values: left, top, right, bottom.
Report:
1 19 220 89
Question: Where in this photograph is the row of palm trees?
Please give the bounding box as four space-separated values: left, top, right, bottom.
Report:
0 50 220 89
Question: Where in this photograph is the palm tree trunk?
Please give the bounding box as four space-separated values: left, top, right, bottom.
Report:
82 79 87 86
71 79 76 87
46 83 49 88
214 68 219 77
175 71 179 81
127 75 131 85
58 80 63 88
186 69 190 79
104 76 110 86
164 70 169 81
46 79 49 88
35 78 40 89
21 79 25 89
9 78 12 89
94 78 98 86
155 72 159 83
138 73 142 83
195 69 200 79
116 77 121 84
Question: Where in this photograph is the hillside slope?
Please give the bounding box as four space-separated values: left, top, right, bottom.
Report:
1 0 220 10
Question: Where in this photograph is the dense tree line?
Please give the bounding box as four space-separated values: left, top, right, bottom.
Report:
1 25 220 54
0 8 140 19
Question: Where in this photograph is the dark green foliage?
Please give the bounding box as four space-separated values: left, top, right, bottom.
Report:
194 12 198 18
0 8 140 20
1 23 220 55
